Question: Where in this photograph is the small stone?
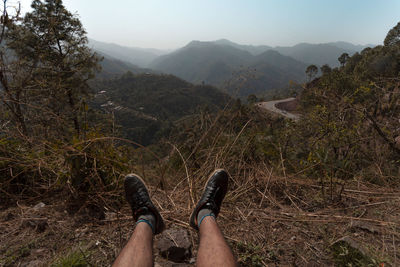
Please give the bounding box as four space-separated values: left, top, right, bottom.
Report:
4 212 14 221
36 220 48 233
33 202 46 210
350 221 379 234
156 228 192 263
21 260 43 267
33 248 46 254
21 218 48 232
332 236 368 256
395 136 400 148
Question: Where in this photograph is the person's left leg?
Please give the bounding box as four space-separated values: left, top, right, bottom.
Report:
112 222 153 267
113 174 165 267
189 169 237 266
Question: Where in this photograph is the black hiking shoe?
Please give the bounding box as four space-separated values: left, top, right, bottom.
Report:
124 174 165 235
189 169 229 230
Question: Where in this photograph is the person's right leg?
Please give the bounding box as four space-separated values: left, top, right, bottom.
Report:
113 174 165 267
197 216 237 267
190 169 237 267
112 222 153 267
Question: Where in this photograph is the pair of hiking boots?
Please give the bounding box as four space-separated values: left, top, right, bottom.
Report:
125 169 229 234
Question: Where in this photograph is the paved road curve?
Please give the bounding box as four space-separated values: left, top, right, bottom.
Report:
256 97 300 121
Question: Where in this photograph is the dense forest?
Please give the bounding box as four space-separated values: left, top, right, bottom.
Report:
0 0 399 266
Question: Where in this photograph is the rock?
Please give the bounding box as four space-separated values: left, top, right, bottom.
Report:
4 212 14 221
21 260 43 267
31 248 49 256
331 236 373 265
21 218 48 233
156 228 192 263
333 236 367 254
33 202 46 210
395 136 400 148
349 221 379 234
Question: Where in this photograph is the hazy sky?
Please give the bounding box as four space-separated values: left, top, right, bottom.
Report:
17 0 400 49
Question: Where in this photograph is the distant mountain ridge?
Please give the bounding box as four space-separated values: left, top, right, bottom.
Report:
213 39 272 55
212 40 374 66
326 41 375 52
91 38 375 97
94 50 157 79
274 43 360 67
150 41 254 86
88 38 170 67
150 40 308 97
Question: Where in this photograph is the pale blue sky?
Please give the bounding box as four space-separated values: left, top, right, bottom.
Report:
17 0 400 49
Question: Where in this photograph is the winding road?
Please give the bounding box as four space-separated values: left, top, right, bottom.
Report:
256 97 300 121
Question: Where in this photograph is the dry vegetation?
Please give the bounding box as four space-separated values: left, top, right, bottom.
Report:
1 106 400 266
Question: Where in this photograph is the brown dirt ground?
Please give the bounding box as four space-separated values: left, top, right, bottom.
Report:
1 174 400 266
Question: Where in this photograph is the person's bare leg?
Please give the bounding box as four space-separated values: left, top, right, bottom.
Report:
197 216 237 267
113 174 165 267
113 223 153 267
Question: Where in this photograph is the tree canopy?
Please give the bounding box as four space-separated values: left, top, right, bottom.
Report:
338 53 350 67
305 64 318 81
384 21 400 47
1 0 100 137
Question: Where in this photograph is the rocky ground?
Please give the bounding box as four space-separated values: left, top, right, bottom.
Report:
1 174 400 266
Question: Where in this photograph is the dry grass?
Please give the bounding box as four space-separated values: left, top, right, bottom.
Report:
1 167 399 266
1 106 400 266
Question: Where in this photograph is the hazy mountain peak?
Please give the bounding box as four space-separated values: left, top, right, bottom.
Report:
214 39 238 45
88 38 170 67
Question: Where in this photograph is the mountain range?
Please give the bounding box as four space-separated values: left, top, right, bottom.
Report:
92 38 375 97
88 38 170 68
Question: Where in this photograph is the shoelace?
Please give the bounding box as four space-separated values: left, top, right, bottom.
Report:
204 186 221 212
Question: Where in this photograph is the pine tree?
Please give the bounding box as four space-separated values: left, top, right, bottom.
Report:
3 0 100 138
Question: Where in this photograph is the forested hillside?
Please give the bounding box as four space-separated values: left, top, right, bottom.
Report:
91 73 231 144
96 52 152 79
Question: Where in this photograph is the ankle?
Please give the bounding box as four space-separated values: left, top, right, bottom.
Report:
136 213 156 234
197 208 215 229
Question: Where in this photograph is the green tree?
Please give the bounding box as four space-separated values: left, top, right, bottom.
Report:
247 94 258 104
305 64 318 82
0 1 26 134
320 64 332 75
3 0 100 137
338 53 350 67
384 21 400 47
